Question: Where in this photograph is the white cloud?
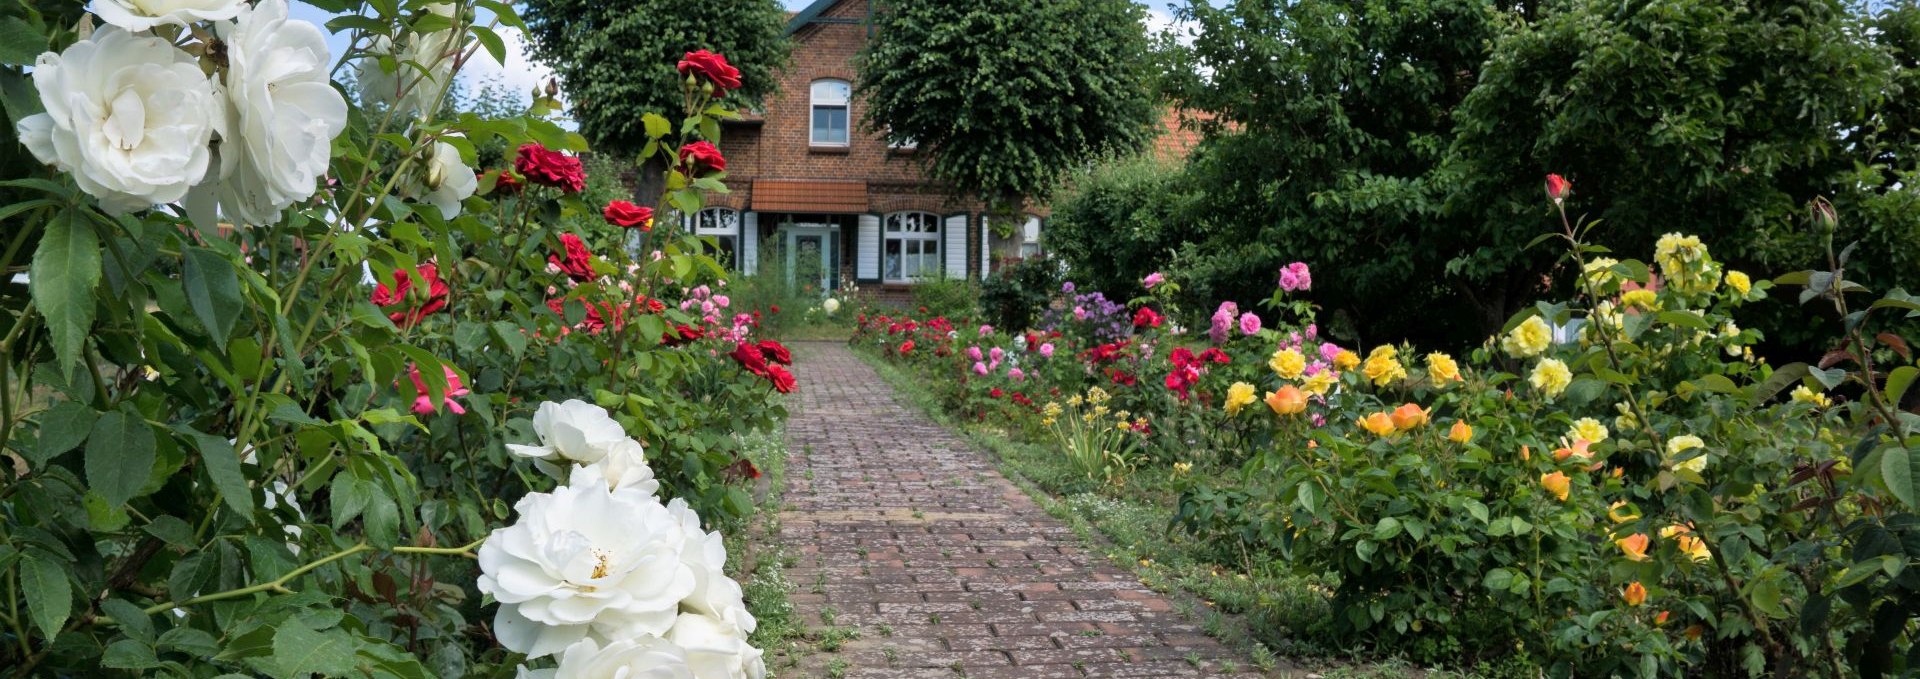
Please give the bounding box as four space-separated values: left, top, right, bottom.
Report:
457 25 556 104
1145 6 1199 48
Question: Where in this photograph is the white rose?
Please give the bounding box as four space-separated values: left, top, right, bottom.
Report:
478 465 695 658
207 0 347 225
412 140 477 219
576 440 659 495
516 636 695 679
666 499 756 634
92 0 247 31
15 27 225 214
821 298 840 315
666 612 766 679
508 400 643 478
356 3 461 117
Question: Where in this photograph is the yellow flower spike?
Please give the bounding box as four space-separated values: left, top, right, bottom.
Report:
1426 352 1462 384
1268 348 1306 380
1358 412 1397 437
1616 533 1650 561
1622 582 1648 607
1540 471 1571 502
1448 420 1473 444
1224 382 1257 415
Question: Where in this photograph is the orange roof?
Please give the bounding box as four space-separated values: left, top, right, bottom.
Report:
751 180 869 213
1154 108 1214 161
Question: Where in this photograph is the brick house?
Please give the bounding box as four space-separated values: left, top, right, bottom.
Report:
700 0 1194 296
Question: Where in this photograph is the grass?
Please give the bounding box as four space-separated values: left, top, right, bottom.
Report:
726 431 805 676
851 345 1505 679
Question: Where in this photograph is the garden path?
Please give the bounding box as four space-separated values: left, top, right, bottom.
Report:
775 342 1267 678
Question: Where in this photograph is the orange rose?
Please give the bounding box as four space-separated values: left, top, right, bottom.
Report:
1265 386 1307 416
1448 420 1473 444
1520 444 1531 461
1655 610 1671 626
1622 582 1647 607
1553 439 1592 462
1616 533 1650 561
1358 412 1397 437
1541 471 1571 501
1390 403 1429 431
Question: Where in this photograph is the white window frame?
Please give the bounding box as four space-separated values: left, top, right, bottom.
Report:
693 207 740 268
882 211 941 283
810 80 851 147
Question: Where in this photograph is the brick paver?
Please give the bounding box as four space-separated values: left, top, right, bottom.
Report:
775 342 1266 678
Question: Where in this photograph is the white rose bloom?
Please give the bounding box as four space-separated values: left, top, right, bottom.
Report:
207 0 347 225
412 140 477 219
515 637 694 679
15 27 225 214
820 298 840 315
666 612 766 679
356 3 461 117
92 0 247 31
478 465 696 658
666 499 756 634
508 401 659 493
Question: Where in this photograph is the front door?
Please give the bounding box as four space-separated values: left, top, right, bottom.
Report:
785 224 840 295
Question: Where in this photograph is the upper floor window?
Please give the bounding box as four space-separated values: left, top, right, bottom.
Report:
811 80 851 147
883 211 941 282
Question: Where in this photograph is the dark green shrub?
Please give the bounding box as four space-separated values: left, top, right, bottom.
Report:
979 254 1064 332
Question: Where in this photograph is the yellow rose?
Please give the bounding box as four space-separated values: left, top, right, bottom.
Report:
1268 348 1306 380
1301 371 1336 396
1448 420 1473 444
1333 349 1360 371
1362 346 1407 387
1225 382 1257 415
1791 385 1831 408
1390 403 1429 431
1569 417 1609 444
1540 471 1571 502
1622 582 1648 607
1172 462 1192 476
1358 412 1397 437
1265 386 1307 416
1620 289 1659 311
1582 257 1621 294
1666 435 1707 473
1607 501 1640 524
1529 358 1572 398
1724 270 1751 296
1501 316 1553 358
1426 352 1462 385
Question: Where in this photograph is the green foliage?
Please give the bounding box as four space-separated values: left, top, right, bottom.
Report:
519 0 789 153
858 0 1157 205
1045 154 1194 303
978 254 1063 332
910 277 980 320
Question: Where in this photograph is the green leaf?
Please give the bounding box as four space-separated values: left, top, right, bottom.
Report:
471 25 507 65
1810 366 1846 390
1463 499 1489 523
21 552 71 641
187 430 255 521
1884 366 1917 409
184 246 244 350
86 409 158 508
30 400 96 466
1752 363 1809 405
0 16 46 65
1483 567 1514 592
102 639 160 670
643 112 671 140
1373 516 1403 540
1656 310 1711 331
1749 574 1787 618
100 598 155 643
271 619 357 678
1880 446 1919 511
31 208 101 372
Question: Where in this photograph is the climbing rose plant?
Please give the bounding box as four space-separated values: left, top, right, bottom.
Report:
0 1 782 676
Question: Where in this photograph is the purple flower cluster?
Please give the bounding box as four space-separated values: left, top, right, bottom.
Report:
1044 286 1131 342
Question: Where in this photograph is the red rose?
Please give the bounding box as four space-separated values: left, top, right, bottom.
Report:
1198 348 1230 364
1132 307 1163 329
679 141 726 176
898 340 915 355
515 144 586 193
482 168 524 195
730 341 770 376
372 263 450 327
765 364 797 394
603 200 654 229
676 50 743 92
547 297 615 333
1545 173 1571 203
757 340 793 366
550 233 595 281
769 304 780 314
990 388 1004 398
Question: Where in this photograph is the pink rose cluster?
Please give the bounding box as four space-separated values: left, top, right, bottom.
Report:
1209 301 1264 344
1279 262 1313 292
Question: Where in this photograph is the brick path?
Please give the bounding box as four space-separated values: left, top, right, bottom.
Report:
776 342 1266 678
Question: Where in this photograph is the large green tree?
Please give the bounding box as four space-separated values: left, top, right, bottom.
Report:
858 0 1157 209
519 0 789 154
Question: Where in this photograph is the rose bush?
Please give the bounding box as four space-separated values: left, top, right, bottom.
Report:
852 178 1920 676
0 2 784 676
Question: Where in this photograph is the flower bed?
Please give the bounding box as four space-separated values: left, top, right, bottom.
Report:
852 178 1920 677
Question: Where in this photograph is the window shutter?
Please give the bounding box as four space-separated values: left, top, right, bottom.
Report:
944 214 968 280
741 212 758 276
857 214 880 280
979 216 992 278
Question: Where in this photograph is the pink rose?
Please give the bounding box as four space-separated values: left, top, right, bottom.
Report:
1040 343 1055 358
967 346 984 361
1239 312 1262 335
1144 272 1165 289
979 324 994 336
990 347 1005 362
973 362 989 376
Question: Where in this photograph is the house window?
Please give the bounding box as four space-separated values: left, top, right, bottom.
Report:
810 80 850 147
693 207 739 269
1020 215 1042 258
883 211 941 282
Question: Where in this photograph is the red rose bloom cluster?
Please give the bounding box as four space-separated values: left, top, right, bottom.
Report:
677 50 743 92
662 323 705 347
550 233 595 281
514 143 586 193
1132 307 1163 329
603 201 653 230
679 141 726 176
731 340 797 393
372 263 450 328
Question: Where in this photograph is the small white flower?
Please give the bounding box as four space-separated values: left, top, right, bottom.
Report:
93 0 247 31
478 465 696 658
516 636 694 679
205 0 348 225
414 140 477 219
666 612 767 679
15 27 225 214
